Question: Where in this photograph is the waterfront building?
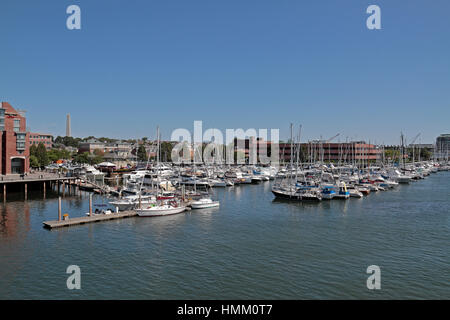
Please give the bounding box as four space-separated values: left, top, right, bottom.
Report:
0 102 29 174
435 134 450 159
29 132 53 150
233 137 381 164
104 141 133 154
103 141 134 167
78 138 105 154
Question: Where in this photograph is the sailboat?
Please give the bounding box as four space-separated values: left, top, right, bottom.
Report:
136 126 186 217
190 134 220 209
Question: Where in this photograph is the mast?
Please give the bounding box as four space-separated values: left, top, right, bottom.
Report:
290 123 293 195
156 126 160 198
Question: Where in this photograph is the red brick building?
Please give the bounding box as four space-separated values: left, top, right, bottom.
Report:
29 132 53 150
233 137 381 164
0 102 29 174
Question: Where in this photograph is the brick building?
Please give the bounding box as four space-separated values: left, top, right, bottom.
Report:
78 138 105 154
29 133 53 150
233 137 381 164
0 102 29 174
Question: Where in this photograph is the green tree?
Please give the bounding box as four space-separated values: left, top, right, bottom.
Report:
36 143 49 168
137 145 147 161
29 155 40 168
30 144 38 156
46 148 72 162
160 142 173 162
73 152 90 164
54 136 81 148
91 149 104 164
420 148 432 160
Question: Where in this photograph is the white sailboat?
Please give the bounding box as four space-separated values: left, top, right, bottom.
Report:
136 202 186 217
136 126 186 217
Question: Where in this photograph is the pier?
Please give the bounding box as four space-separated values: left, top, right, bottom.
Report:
0 173 78 201
43 210 138 229
0 172 114 201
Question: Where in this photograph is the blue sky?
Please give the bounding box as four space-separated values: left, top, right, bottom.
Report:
0 0 449 144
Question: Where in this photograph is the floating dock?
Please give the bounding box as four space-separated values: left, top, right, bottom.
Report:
43 210 137 229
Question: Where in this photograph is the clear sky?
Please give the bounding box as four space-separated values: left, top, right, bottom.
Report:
0 0 449 144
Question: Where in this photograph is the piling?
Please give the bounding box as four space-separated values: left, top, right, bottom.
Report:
58 196 62 221
89 194 93 216
24 183 27 200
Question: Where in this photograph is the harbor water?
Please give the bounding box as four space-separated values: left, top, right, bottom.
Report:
0 172 449 299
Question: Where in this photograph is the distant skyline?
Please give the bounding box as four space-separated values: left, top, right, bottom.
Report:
1 0 449 144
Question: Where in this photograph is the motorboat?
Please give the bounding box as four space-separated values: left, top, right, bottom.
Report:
251 175 264 184
321 185 336 200
334 182 350 199
191 198 220 209
347 186 363 198
209 179 227 187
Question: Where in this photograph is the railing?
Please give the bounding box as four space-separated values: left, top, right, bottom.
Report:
0 172 72 182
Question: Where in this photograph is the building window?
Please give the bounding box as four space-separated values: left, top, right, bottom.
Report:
16 132 26 151
14 119 20 132
0 108 4 131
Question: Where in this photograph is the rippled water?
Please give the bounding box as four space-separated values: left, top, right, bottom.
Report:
0 172 449 299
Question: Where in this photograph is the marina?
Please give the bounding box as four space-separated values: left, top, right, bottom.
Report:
34 155 450 229
2 0 450 303
0 169 448 299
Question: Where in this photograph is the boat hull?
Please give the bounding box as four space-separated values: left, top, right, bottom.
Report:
271 189 301 200
136 206 186 217
191 202 220 209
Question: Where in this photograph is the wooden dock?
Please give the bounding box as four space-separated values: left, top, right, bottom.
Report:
43 210 138 229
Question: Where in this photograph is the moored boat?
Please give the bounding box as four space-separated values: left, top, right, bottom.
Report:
191 198 220 209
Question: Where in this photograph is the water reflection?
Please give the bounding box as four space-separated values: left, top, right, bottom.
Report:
0 173 449 299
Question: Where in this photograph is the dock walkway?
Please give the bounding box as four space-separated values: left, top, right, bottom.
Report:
43 210 137 229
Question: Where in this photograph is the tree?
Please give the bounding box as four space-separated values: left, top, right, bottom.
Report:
91 155 104 165
47 148 73 162
36 143 49 168
73 152 90 164
160 142 173 162
29 155 40 168
30 144 38 158
137 145 147 161
54 136 81 148
420 148 432 160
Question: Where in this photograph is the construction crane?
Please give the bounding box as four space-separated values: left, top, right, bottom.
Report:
409 132 420 163
325 133 340 143
318 133 340 164
409 133 421 146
